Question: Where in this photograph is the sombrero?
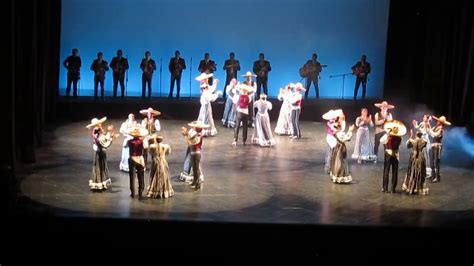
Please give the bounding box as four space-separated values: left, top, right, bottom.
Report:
238 84 256 93
384 120 407 136
139 107 161 116
241 71 257 77
322 109 344 120
86 117 107 129
432 116 451 126
125 126 149 137
188 121 210 129
374 101 395 109
195 73 213 81
290 82 306 91
149 133 163 141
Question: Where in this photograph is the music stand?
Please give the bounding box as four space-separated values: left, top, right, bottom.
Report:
329 73 352 99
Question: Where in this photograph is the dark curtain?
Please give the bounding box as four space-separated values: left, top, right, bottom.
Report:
12 0 61 164
384 0 474 128
7 0 60 207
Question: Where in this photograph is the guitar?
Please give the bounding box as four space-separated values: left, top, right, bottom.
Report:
352 64 368 77
257 65 269 78
299 64 327 78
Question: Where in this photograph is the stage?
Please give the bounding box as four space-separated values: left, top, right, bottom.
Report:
14 116 474 228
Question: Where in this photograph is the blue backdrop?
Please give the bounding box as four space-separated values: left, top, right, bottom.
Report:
59 0 390 98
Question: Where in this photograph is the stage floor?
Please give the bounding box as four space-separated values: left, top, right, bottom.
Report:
15 119 474 228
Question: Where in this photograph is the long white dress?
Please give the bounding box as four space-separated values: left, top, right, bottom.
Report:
197 88 219 136
274 90 293 135
252 100 276 146
351 116 376 162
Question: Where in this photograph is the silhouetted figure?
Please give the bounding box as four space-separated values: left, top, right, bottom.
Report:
90 52 109 100
352 55 371 100
198 53 216 85
63 48 81 97
110 49 129 98
302 53 324 99
140 51 156 98
222 52 240 99
253 53 271 96
168 50 186 99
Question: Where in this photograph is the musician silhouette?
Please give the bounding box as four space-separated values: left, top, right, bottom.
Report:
198 53 216 85
253 53 271 96
168 50 186 99
222 52 241 100
140 51 156 98
110 49 129 98
90 52 109 100
63 48 81 98
351 55 371 100
302 53 324 99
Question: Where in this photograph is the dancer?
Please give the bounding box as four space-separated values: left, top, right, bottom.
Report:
330 123 355 183
232 83 255 147
252 93 276 147
322 109 344 174
196 73 221 136
412 114 432 177
119 113 138 172
86 117 118 191
274 85 293 136
289 82 305 139
140 107 161 168
380 120 406 193
352 108 376 163
181 121 210 190
126 126 149 199
402 130 429 195
429 116 451 183
221 78 238 128
147 135 174 199
241 71 257 127
374 101 394 160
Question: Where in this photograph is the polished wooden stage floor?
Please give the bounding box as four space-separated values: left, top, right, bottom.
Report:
14 119 474 228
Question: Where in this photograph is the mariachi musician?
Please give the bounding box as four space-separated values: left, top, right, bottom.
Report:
300 53 326 99
253 53 271 96
351 55 371 100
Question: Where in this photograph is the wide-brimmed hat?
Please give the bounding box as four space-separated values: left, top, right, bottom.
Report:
140 107 161 116
195 73 213 81
86 117 107 129
290 82 306 91
188 121 210 129
322 109 344 120
125 126 149 137
384 120 407 136
432 115 451 126
374 101 395 109
238 84 256 93
148 133 163 141
241 71 256 77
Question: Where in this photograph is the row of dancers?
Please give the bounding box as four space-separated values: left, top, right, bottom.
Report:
323 105 450 194
85 73 451 199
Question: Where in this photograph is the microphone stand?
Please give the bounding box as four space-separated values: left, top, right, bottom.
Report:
189 57 192 98
125 55 129 97
329 73 352 99
159 57 163 97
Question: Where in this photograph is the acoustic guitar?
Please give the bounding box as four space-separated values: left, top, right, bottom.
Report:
299 64 327 78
